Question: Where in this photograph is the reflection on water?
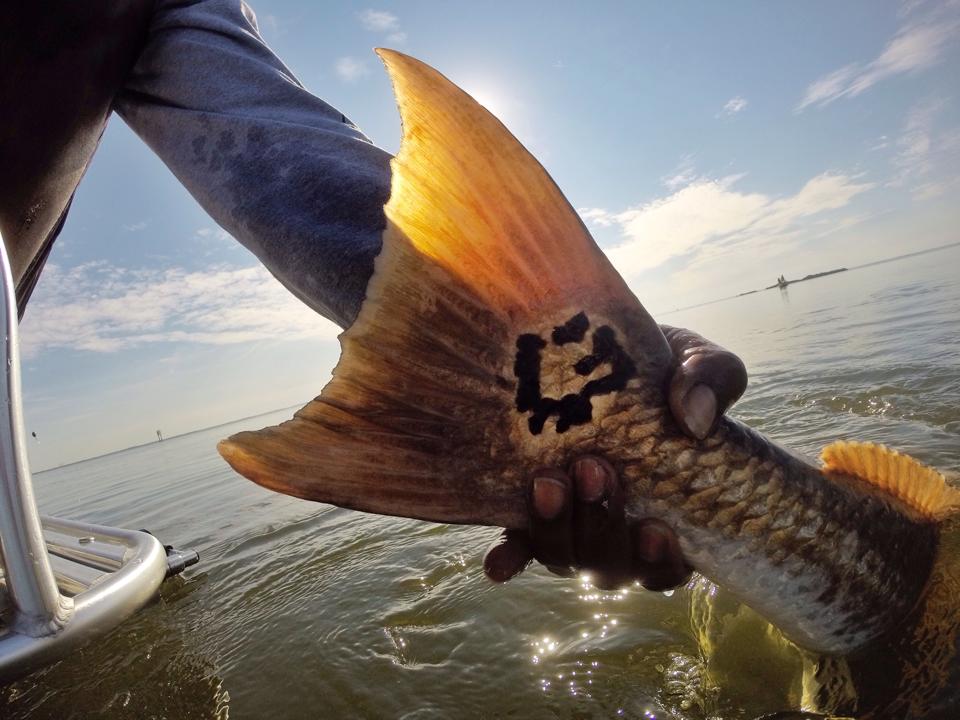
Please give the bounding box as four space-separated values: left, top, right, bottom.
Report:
3 246 959 719
3 577 230 719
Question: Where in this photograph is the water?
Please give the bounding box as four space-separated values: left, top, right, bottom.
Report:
4 246 958 719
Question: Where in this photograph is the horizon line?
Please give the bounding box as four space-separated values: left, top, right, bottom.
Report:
34 403 303 474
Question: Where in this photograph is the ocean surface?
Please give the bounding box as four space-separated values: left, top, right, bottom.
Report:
4 245 959 719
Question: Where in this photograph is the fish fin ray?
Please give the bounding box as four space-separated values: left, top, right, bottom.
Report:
821 441 960 521
374 48 640 314
218 394 524 527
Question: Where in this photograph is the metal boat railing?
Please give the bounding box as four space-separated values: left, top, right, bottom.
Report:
0 236 197 682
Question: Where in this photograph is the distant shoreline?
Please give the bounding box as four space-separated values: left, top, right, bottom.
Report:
661 240 960 316
35 403 304 474
760 267 847 292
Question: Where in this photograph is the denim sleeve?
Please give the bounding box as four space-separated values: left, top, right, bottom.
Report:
115 0 392 329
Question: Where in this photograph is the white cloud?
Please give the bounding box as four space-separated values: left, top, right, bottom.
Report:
194 226 233 243
358 9 399 32
796 64 859 111
661 155 699 190
577 208 616 227
894 99 940 180
889 97 960 197
358 9 406 44
898 0 944 18
719 96 748 116
581 172 874 277
911 181 949 199
335 57 369 83
193 226 238 257
122 221 148 232
797 17 959 111
20 262 340 358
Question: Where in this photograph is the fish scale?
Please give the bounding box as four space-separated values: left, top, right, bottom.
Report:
608 408 937 655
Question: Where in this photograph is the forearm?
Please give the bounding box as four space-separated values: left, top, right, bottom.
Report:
115 0 390 329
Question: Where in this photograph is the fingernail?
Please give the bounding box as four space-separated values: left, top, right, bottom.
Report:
682 384 717 440
574 458 606 502
533 477 566 520
636 525 668 563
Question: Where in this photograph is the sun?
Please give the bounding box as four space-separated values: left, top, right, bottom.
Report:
462 83 511 124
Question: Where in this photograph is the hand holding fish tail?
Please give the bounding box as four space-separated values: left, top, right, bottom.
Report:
483 326 738 587
483 456 691 589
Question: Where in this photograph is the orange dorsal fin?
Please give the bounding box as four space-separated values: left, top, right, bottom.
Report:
821 441 960 521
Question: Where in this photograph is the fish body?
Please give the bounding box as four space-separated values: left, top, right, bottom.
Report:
218 51 959 716
802 513 960 717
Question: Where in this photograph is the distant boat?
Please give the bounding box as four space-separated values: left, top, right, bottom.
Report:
765 268 848 291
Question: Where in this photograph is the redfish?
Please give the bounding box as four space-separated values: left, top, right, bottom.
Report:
218 51 960 718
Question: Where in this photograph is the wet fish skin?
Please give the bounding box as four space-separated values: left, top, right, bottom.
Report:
818 513 960 717
621 413 938 655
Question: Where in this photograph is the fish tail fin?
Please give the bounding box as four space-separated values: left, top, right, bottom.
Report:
218 50 668 526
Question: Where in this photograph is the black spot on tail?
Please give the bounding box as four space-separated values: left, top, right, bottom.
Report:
551 311 589 345
514 334 546 413
514 313 636 435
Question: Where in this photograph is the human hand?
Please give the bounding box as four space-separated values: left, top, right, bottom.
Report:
484 456 691 589
660 325 748 440
483 326 747 588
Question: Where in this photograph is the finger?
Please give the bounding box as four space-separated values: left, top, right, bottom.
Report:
661 325 725 364
676 350 748 416
663 328 747 440
571 457 632 587
528 470 576 569
631 519 692 591
484 529 534 583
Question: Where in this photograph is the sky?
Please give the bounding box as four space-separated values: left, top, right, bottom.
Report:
17 0 960 470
